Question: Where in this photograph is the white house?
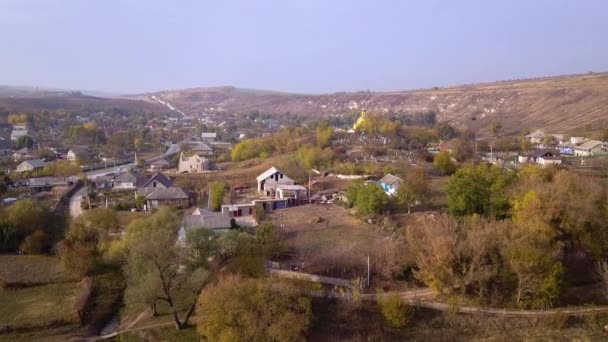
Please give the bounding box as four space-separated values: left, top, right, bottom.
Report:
10 129 29 141
256 167 294 197
114 171 144 190
570 136 587 144
378 174 403 196
537 156 562 167
573 140 607 157
67 147 93 162
525 130 546 144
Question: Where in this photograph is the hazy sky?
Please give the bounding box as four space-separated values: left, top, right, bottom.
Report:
1 0 607 94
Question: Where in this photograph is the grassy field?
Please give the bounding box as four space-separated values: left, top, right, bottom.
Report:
0 282 80 330
0 255 75 288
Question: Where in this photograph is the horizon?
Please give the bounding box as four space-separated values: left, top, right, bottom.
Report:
2 0 608 94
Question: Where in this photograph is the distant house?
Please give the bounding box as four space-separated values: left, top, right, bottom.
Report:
27 177 73 189
438 141 454 154
276 184 308 203
256 167 295 197
114 171 146 190
378 174 403 196
573 140 608 157
144 187 194 210
191 143 213 156
525 130 546 144
148 158 171 171
518 149 555 164
16 159 46 172
570 136 587 144
178 152 210 173
10 129 29 142
0 138 11 158
93 175 114 189
67 147 94 163
200 132 217 143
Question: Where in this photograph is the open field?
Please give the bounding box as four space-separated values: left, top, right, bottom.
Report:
271 204 407 283
0 255 75 288
0 282 80 330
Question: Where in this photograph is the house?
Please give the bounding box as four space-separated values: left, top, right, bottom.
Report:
191 143 213 156
67 147 94 163
178 152 210 173
518 149 555 164
276 184 308 203
141 172 173 189
525 130 546 144
10 129 29 141
148 158 171 171
256 167 295 197
27 177 73 189
570 136 587 144
16 159 46 172
13 123 27 131
93 175 114 189
184 208 232 231
200 132 217 143
438 141 454 154
0 138 11 158
114 171 146 190
12 147 32 161
573 140 608 157
378 174 403 196
558 142 575 155
537 156 562 167
144 187 194 210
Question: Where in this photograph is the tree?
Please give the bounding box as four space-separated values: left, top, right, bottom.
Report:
43 160 82 177
446 163 514 218
0 221 17 252
209 182 226 211
4 199 51 239
255 222 285 257
489 121 502 138
315 121 333 148
346 181 388 216
57 240 100 277
396 168 429 213
197 276 311 341
433 151 456 175
377 292 414 328
435 122 457 140
124 209 210 329
16 135 34 149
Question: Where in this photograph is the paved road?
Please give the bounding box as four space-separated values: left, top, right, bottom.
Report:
69 186 86 218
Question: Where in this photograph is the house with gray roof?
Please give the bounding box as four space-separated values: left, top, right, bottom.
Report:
144 187 194 210
16 159 46 173
378 174 403 196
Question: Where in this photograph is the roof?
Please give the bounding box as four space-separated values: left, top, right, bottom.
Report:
15 147 30 154
379 174 403 186
11 130 28 138
183 212 231 230
150 158 171 166
145 187 190 200
114 171 138 183
20 159 46 168
200 132 217 139
528 149 552 159
191 143 213 152
28 177 70 187
69 146 93 157
576 140 606 150
256 167 281 182
276 184 307 191
141 172 173 188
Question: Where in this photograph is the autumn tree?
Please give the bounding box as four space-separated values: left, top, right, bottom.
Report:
197 276 311 341
315 121 333 147
346 180 388 216
377 292 414 328
396 168 429 213
209 182 226 211
433 151 456 175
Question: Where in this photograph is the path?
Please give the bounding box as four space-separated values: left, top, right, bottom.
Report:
69 186 86 218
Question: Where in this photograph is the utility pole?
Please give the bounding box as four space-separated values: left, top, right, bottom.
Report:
367 255 370 287
308 170 311 203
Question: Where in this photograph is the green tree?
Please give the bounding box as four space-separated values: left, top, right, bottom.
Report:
433 151 456 175
255 222 285 257
209 182 226 211
16 135 34 149
489 121 503 138
4 199 51 239
0 221 18 252
377 292 414 328
446 164 514 218
315 121 333 147
124 208 210 328
346 181 388 216
197 276 311 341
396 168 429 214
435 122 457 140
43 160 82 177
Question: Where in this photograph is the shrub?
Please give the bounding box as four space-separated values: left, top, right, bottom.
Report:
377 292 414 328
20 229 49 254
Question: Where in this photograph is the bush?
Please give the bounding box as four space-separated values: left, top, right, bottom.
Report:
433 151 456 175
57 240 100 277
377 292 414 328
20 229 49 254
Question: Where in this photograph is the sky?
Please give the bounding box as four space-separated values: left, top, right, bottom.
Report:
1 0 608 94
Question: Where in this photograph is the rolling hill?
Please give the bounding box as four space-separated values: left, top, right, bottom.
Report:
130 72 608 134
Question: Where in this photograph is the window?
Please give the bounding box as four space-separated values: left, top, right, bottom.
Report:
153 181 157 188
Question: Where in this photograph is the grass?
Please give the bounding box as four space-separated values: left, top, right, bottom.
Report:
0 282 80 330
0 255 75 288
115 326 199 342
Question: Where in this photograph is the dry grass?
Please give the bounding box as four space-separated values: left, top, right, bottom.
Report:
0 282 80 330
0 255 75 288
271 204 398 280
